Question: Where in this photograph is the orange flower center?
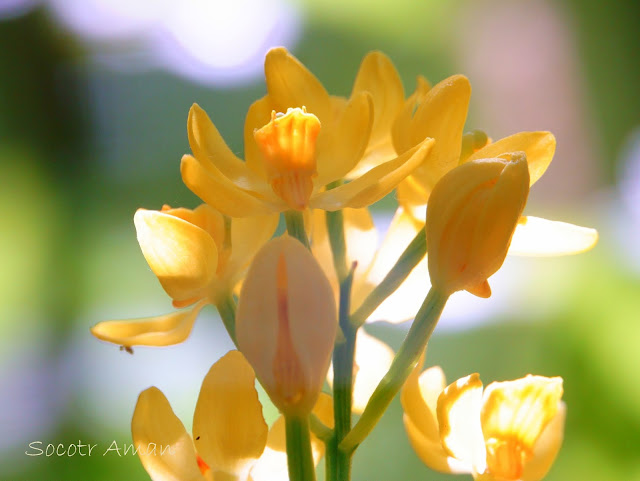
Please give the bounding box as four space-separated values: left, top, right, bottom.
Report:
254 107 321 210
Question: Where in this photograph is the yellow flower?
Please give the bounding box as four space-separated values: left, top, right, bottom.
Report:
236 236 338 416
402 363 565 481
131 350 332 481
180 48 434 215
91 204 277 347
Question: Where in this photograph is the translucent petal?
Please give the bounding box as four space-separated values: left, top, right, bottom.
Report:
521 402 566 481
437 374 487 475
134 209 218 305
188 104 272 196
181 154 281 216
193 351 267 479
508 216 598 256
132 387 204 481
244 96 274 180
311 137 434 211
315 91 373 187
91 301 206 347
264 47 331 122
467 132 555 186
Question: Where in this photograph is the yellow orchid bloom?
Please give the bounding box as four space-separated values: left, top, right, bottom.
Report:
180 48 435 215
402 362 565 481
236 236 338 417
91 204 277 347
131 350 332 481
394 89 597 259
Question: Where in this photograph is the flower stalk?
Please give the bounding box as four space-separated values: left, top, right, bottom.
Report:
285 415 317 481
285 210 311 249
215 294 238 347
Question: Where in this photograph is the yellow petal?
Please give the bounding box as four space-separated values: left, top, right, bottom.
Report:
135 209 218 305
347 51 404 175
481 376 563 481
181 154 281 216
311 137 434 211
132 387 204 481
392 75 431 155
91 302 206 347
315 91 374 186
188 104 272 196
352 208 427 323
466 132 556 186
244 96 274 180
236 236 338 415
394 75 471 197
508 216 599 256
396 176 428 223
264 47 331 122
193 351 268 479
521 402 566 481
437 374 487 475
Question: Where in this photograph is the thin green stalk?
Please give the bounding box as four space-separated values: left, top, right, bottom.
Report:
326 209 348 282
339 288 448 454
285 415 316 481
284 210 310 249
350 229 426 328
215 294 238 347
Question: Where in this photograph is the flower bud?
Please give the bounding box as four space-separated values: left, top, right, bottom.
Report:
236 236 337 416
426 155 530 297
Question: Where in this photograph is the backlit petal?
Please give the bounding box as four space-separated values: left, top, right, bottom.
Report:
437 374 487 475
244 96 274 180
392 75 431 155
264 47 331 122
193 351 268 479
466 132 555 186
132 387 203 481
91 301 206 347
311 137 434 211
315 91 373 186
135 209 218 305
521 402 566 481
181 154 281 216
396 176 428 223
508 216 598 256
224 214 279 282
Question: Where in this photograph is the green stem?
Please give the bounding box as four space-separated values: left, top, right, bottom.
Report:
215 294 238 347
350 229 426 328
329 267 357 481
285 415 316 481
326 209 348 282
339 288 448 454
284 210 310 249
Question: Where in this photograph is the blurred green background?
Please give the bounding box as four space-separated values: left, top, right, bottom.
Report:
1 0 639 480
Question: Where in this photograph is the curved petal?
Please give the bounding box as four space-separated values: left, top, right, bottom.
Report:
396 176 428 223
132 387 204 481
91 301 207 347
188 104 271 196
395 75 471 198
521 402 566 481
315 91 374 187
181 154 282 217
392 75 431 155
508 216 599 256
347 51 404 176
352 208 427 323
135 209 218 305
466 132 555 186
244 96 274 180
437 374 487 475
193 351 268 479
311 137 434 211
264 47 331 122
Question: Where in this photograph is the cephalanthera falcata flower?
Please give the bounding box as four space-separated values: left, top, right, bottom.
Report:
91 204 277 347
426 155 530 298
236 236 337 416
402 363 565 481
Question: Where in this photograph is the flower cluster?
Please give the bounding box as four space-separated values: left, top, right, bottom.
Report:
93 48 598 481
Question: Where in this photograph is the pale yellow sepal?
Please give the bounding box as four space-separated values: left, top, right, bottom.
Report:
236 236 338 416
311 137 434 211
193 351 268 479
91 301 207 347
135 208 219 307
508 216 599 256
132 387 205 481
466 131 556 187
